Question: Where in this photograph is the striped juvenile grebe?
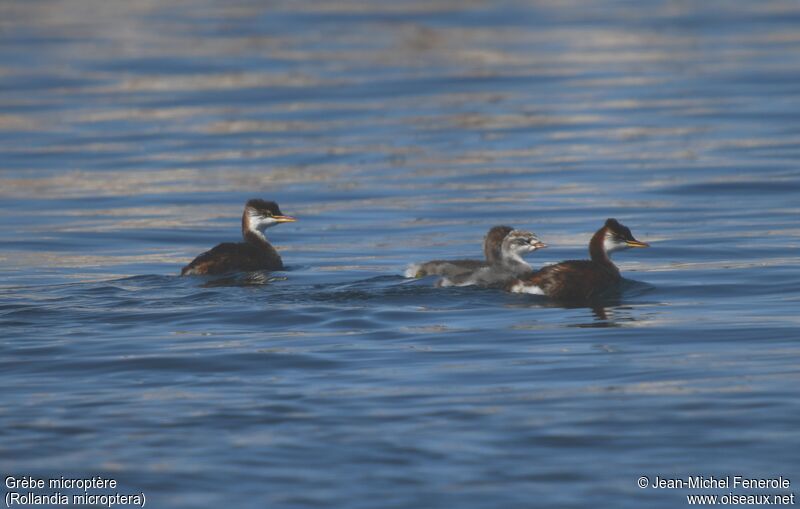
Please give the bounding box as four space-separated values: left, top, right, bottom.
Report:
509 218 648 300
442 229 547 287
181 199 296 276
405 225 513 280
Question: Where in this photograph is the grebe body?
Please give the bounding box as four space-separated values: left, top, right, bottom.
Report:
443 230 547 287
405 225 513 279
509 218 648 300
181 199 296 276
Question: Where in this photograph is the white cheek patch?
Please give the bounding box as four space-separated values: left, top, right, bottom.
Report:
261 217 279 229
249 212 278 231
503 240 540 266
247 212 262 231
510 282 545 295
604 236 626 254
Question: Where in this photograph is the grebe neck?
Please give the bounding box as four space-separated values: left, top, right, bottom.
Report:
244 229 269 246
501 251 529 269
242 210 269 246
589 227 617 271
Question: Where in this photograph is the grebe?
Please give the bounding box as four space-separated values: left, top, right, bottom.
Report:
442 229 547 287
181 199 296 276
405 225 513 279
509 218 648 300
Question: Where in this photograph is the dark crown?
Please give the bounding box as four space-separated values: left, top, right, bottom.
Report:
245 199 283 217
605 218 635 241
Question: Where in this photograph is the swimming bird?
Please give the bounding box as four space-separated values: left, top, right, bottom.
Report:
441 229 547 287
181 199 296 276
405 225 514 280
509 218 648 300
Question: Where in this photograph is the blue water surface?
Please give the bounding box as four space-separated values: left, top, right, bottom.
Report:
1 1 799 507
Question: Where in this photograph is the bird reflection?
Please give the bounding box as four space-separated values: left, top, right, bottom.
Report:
507 288 637 328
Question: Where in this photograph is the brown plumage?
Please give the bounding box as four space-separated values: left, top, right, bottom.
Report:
181 199 296 276
510 218 649 301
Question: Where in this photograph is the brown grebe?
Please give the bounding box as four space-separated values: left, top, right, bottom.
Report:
181 199 296 276
405 225 514 279
509 218 648 300
442 230 547 287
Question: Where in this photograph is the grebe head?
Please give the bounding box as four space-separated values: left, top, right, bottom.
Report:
500 229 547 264
602 218 649 254
484 225 514 264
244 199 297 233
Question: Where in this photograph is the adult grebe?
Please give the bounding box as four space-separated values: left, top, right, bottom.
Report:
181 199 296 276
509 218 648 300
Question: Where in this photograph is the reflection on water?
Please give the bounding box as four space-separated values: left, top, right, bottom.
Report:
1 0 800 508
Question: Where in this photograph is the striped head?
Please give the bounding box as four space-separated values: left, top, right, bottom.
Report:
500 230 547 265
